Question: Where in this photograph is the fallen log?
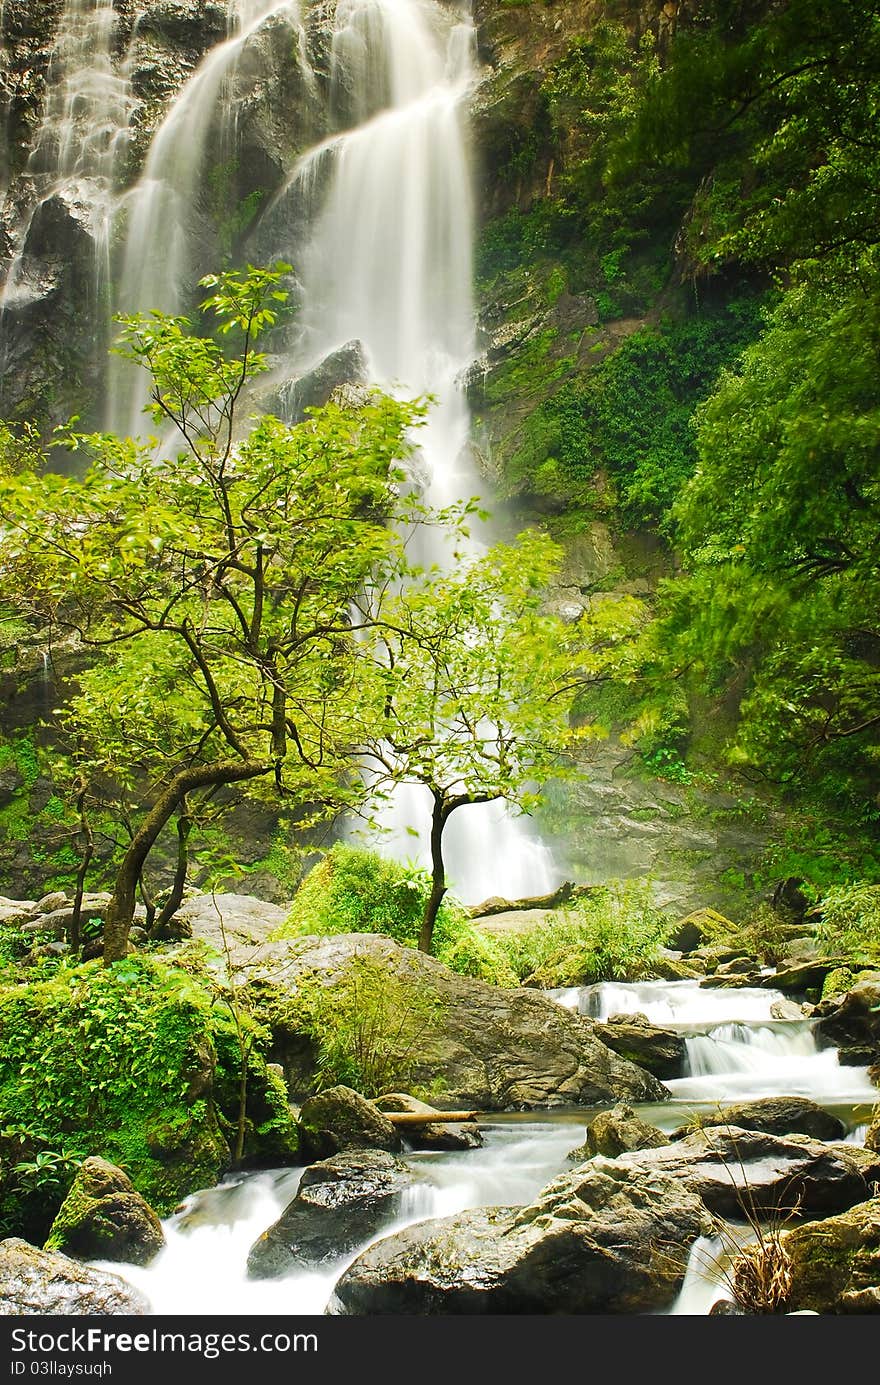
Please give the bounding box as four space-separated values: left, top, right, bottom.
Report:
384 1111 479 1127
468 882 600 918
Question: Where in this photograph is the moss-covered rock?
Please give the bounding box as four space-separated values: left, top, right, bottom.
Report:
44 1157 164 1266
298 1086 402 1162
786 1198 880 1313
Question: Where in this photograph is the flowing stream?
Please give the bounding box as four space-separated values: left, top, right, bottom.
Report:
97 978 876 1316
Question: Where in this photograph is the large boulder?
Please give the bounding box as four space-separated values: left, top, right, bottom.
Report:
331 1157 715 1314
0 1238 149 1315
814 981 880 1066
593 1012 687 1080
615 1127 880 1221
297 1086 403 1161
569 1103 667 1160
671 1097 847 1144
765 959 852 997
247 1149 415 1279
44 1157 164 1266
270 341 369 424
373 1094 482 1151
668 909 731 955
172 893 291 966
241 934 667 1110
785 1197 880 1313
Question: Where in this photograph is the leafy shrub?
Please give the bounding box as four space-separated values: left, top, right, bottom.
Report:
275 843 517 984
496 881 672 988
289 955 445 1098
814 884 880 962
0 954 267 1224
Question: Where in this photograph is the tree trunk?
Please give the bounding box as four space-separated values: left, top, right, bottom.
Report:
151 798 193 938
103 760 271 963
419 793 448 955
68 783 94 953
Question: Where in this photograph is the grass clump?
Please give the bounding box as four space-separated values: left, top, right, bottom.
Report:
288 954 445 1099
813 884 880 963
495 881 672 988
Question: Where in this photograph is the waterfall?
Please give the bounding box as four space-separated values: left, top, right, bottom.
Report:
288 0 557 902
0 0 136 398
549 978 879 1106
106 0 304 437
95 1121 580 1315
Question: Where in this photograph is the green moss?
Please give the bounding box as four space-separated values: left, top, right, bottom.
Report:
0 956 232 1229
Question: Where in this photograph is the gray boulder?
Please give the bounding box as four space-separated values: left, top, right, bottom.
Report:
593 1012 687 1080
242 933 667 1110
275 341 368 423
298 1086 403 1161
332 1158 715 1314
616 1127 880 1220
0 1238 149 1315
44 1157 165 1266
172 892 290 965
247 1149 415 1278
671 1097 846 1143
569 1103 668 1160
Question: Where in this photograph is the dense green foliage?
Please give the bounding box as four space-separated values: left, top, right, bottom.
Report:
630 0 880 811
814 885 880 964
276 844 517 986
494 882 672 989
0 953 297 1237
538 294 764 528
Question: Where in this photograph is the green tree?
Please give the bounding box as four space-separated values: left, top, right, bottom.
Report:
663 264 880 796
0 265 421 962
351 530 644 953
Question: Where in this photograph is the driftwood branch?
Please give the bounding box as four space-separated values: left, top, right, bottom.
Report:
384 1111 479 1127
468 881 600 918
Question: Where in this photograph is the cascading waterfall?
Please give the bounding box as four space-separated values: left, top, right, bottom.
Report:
106 0 304 436
97 1121 580 1315
0 0 136 393
289 0 558 901
551 978 879 1106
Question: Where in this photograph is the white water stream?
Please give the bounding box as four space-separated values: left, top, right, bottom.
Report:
287 0 557 901
553 978 878 1107
107 0 305 435
97 979 876 1316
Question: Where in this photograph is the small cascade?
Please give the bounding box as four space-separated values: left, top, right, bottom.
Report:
107 0 305 437
667 1236 731 1316
97 1121 580 1315
549 977 878 1107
